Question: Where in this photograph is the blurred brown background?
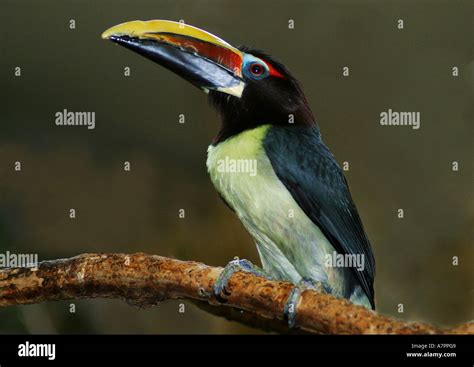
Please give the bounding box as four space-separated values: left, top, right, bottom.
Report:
0 0 472 333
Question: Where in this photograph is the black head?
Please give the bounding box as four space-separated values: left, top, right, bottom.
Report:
209 47 316 143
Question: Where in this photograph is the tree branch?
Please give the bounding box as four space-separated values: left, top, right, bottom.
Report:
0 253 471 334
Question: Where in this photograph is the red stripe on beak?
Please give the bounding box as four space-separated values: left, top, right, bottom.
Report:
146 33 243 77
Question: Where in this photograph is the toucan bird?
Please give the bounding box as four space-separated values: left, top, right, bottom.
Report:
102 20 376 317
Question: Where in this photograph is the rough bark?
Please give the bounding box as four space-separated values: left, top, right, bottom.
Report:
0 253 471 334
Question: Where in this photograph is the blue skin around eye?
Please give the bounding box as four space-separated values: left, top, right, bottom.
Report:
242 54 270 80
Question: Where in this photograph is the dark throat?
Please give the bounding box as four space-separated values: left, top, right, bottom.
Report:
210 92 316 145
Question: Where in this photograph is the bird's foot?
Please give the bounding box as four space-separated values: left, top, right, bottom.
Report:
213 258 267 303
284 278 332 328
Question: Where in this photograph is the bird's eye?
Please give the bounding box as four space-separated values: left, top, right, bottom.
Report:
242 55 270 80
250 63 264 76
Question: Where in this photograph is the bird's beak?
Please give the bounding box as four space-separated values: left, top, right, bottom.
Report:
102 20 245 98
